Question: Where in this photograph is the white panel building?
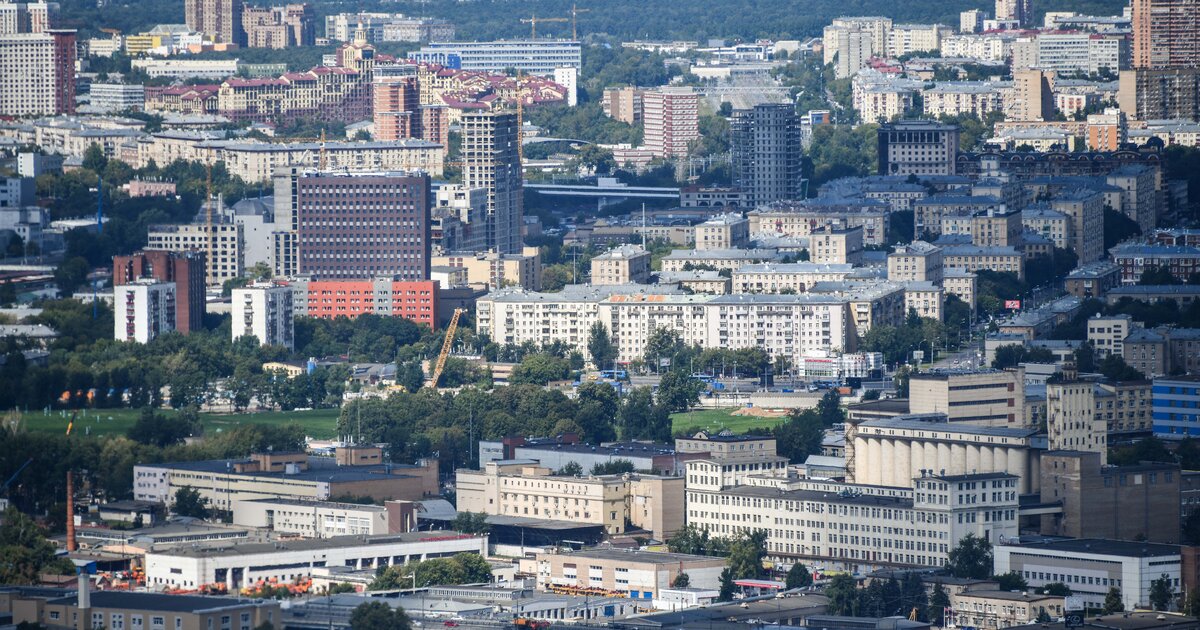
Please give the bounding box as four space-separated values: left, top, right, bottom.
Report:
114 280 177 343
231 282 294 349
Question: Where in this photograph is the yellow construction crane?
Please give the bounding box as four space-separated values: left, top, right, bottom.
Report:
520 13 566 39
318 128 328 170
428 308 467 389
569 4 590 40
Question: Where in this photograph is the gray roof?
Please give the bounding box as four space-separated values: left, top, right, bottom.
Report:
48 591 272 613
859 414 1040 438
152 531 478 558
999 537 1179 557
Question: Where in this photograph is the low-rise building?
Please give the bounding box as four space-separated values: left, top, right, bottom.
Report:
535 549 726 598
232 498 403 536
694 213 750 250
909 368 1026 426
732 262 856 293
3 589 282 630
591 244 651 286
888 241 944 284
1111 245 1200 285
943 269 977 310
432 248 541 290
948 590 1064 630
660 248 780 272
1065 261 1121 299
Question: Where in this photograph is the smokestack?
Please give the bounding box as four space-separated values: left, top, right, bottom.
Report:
66 470 77 552
77 570 90 613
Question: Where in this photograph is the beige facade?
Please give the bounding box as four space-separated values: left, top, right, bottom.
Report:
146 221 243 287
909 369 1027 426
1047 378 1107 462
5 590 281 630
968 207 1023 247
942 245 1024 280
810 225 864 265
694 213 749 250
1051 190 1105 264
749 206 889 245
231 497 393 536
943 269 977 310
904 282 944 321
431 247 541 290
456 461 683 539
732 262 855 294
888 241 944 284
1022 207 1071 250
1087 314 1136 357
590 244 651 286
1096 380 1152 434
536 549 726 597
949 590 1065 629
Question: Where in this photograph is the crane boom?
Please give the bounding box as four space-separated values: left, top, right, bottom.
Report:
1 457 33 495
429 308 467 389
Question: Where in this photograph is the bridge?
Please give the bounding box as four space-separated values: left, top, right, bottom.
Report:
521 136 593 145
525 179 680 200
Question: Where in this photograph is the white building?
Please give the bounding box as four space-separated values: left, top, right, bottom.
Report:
941 34 1013 61
231 498 395 537
923 83 1005 118
553 66 577 107
0 31 74 117
130 58 240 79
887 24 952 57
114 280 177 343
86 83 145 113
145 532 487 590
408 40 581 76
231 282 294 349
993 539 1181 611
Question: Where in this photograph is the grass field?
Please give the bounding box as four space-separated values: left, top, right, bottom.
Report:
22 408 342 439
670 408 785 434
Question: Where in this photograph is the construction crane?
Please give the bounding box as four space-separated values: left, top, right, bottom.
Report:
569 4 590 40
428 308 467 389
205 162 215 288
520 13 566 39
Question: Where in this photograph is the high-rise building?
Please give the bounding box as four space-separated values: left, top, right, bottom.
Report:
876 119 960 176
462 111 522 254
0 2 57 34
1118 67 1200 120
292 170 431 280
960 9 987 33
232 282 294 348
146 218 244 287
373 75 420 141
242 3 314 49
114 280 177 343
996 0 1033 26
185 0 244 45
730 103 803 207
602 86 643 124
113 250 206 333
1013 69 1056 121
642 87 698 159
1132 0 1200 68
0 29 74 116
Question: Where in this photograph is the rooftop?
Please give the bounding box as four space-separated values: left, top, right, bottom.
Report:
548 547 726 565
998 537 1179 557
151 531 480 558
859 414 1039 438
47 591 273 613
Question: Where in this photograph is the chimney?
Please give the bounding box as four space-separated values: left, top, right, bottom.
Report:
66 471 77 552
77 570 91 627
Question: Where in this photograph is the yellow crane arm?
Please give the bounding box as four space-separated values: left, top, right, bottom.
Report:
429 308 467 388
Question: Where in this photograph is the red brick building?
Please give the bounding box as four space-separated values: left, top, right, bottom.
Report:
113 250 207 333
289 278 440 328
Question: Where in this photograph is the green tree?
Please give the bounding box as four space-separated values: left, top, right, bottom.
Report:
509 353 570 385
0 507 74 584
591 459 635 475
619 386 671 442
1150 574 1174 611
398 361 424 393
993 571 1028 592
172 486 209 518
349 601 412 630
1040 582 1072 596
946 533 993 580
928 582 950 626
655 370 703 413
672 572 691 588
774 408 824 463
558 461 583 476
587 321 618 370
727 530 767 579
127 408 193 447
1186 587 1200 618
452 552 493 583
82 143 108 172
815 390 843 425
992 344 1055 369
718 568 736 602
785 563 813 589
451 511 490 535
1102 587 1125 614
826 574 860 615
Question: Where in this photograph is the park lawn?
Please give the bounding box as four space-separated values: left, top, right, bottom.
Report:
671 407 786 434
21 408 342 440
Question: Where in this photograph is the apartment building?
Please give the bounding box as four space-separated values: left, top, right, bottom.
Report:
1051 189 1106 264
431 248 541 289
694 213 750 250
1022 207 1070 249
941 244 1024 279
113 250 205 334
590 244 651 285
1118 68 1200 121
923 83 1005 118
87 83 145 113
408 40 582 76
859 85 916 123
731 103 803 206
602 86 642 124
231 282 293 349
0 30 75 117
687 471 1018 572
914 196 1000 238
1087 314 1135 357
887 241 944 284
904 281 944 321
114 280 177 343
877 120 960 176
185 0 244 44
732 262 856 293
1107 165 1158 233
887 24 952 57
1132 0 1200 69
1046 376 1108 460
455 461 683 539
748 200 889 245
909 369 1026 426
1065 261 1122 299
0 1 57 34
242 3 314 48
287 277 439 328
810 225 864 265
660 248 779 272
642 87 698 159
535 549 725 597
462 110 522 254
1111 244 1200 284
1095 379 1153 434
824 25 877 79
994 539 1181 611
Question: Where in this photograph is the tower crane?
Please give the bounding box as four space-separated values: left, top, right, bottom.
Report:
569 4 590 40
428 308 467 389
520 14 566 39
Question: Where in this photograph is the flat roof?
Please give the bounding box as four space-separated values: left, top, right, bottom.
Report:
859 414 1040 438
48 591 271 613
999 537 1179 557
235 497 387 512
145 456 425 483
150 531 480 558
549 548 726 565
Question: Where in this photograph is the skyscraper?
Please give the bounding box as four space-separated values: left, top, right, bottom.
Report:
0 29 75 116
373 75 420 141
995 0 1033 26
185 0 244 45
730 103 803 207
1132 0 1200 68
642 87 699 159
292 170 431 280
462 111 522 254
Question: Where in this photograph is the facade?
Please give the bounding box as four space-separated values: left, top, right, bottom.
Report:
146 532 486 590
731 103 803 207
994 539 1181 611
282 171 431 280
1132 0 1200 69
408 40 582 76
87 83 145 113
1118 68 1200 121
462 111 522 254
603 86 642 124
810 226 864 265
877 120 960 176
6 590 281 630
909 369 1026 426
749 200 889 245
113 250 205 333
455 461 683 539
590 244 651 285
941 244 1024 279
114 280 177 343
1039 451 1180 543
923 83 1004 119
1051 189 1106 264
535 549 726 597
287 277 439 328
948 591 1064 630
431 248 541 289
1046 377 1107 459
642 87 698 159
242 3 314 49
1087 314 1135 357
231 282 294 349
694 213 750 250
733 263 856 294
887 241 943 284
0 30 75 116
231 498 397 536
185 0 244 44
1111 244 1200 284
1153 375 1200 439
1065 261 1122 298
146 221 244 287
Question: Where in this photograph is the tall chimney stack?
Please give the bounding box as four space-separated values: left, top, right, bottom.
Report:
66 470 76 552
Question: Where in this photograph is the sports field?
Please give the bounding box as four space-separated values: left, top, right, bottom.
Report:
21 408 342 439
